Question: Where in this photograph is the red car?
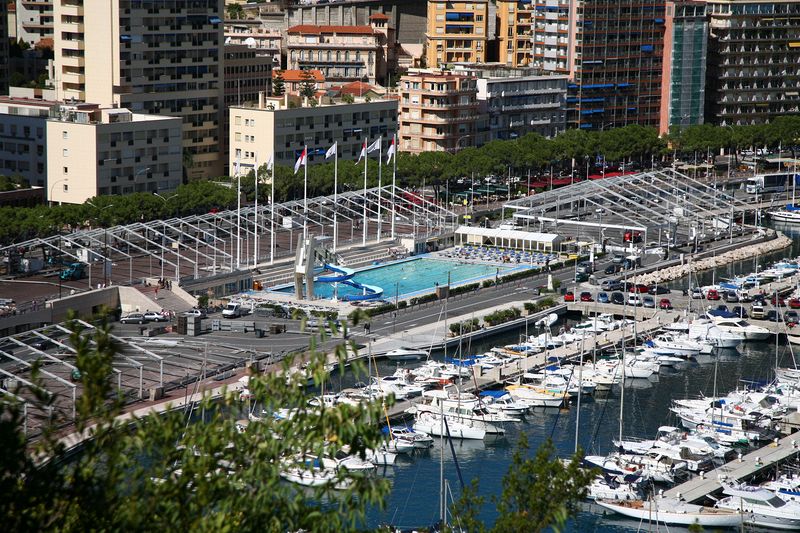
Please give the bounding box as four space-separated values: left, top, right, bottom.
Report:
629 284 649 294
706 289 720 300
789 298 800 309
580 292 593 302
564 291 575 302
659 298 672 310
771 295 787 307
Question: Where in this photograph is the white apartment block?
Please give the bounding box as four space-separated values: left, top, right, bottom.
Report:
53 0 224 179
47 105 182 204
229 95 398 173
15 0 54 46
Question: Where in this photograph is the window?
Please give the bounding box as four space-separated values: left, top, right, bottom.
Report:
63 167 68 174
234 115 242 125
63 184 69 192
235 132 241 141
62 130 68 139
62 148 69 157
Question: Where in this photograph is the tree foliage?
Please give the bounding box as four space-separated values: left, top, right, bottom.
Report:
299 70 317 100
272 71 285 97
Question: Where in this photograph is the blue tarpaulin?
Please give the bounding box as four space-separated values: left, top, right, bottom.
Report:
479 390 510 398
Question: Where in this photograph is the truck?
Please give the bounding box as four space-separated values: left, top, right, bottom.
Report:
222 302 243 318
60 262 86 281
745 172 791 194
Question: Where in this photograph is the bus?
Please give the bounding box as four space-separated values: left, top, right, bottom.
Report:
745 172 793 194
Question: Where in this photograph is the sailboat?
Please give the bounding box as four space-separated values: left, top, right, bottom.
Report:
768 158 800 223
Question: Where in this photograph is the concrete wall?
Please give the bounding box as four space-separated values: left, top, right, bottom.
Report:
118 286 158 314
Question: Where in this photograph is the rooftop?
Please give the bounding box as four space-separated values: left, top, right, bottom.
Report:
274 69 325 83
287 25 376 36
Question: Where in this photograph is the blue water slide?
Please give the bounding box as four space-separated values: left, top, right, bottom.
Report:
316 264 355 283
339 279 384 301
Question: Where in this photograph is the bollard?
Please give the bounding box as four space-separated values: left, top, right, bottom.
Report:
738 453 743 463
773 438 779 447
755 456 761 466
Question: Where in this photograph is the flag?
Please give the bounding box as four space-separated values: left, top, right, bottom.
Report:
386 136 396 164
266 154 274 172
367 138 381 154
356 140 367 164
294 146 307 174
325 142 337 159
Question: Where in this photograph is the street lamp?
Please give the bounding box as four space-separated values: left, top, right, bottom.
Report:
49 178 69 206
452 135 472 154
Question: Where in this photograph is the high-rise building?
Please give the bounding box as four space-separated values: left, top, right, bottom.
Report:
528 0 573 74
702 0 800 126
53 0 224 179
568 1 667 130
659 1 708 134
496 0 534 68
15 0 54 46
399 69 480 154
1 1 9 95
425 0 488 68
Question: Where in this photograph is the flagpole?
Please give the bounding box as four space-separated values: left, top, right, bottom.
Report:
333 144 338 255
303 144 308 240
254 152 258 267
362 138 368 247
270 153 275 265
391 133 397 240
377 136 382 243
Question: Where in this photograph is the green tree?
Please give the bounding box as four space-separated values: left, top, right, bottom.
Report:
272 71 285 97
226 3 244 20
299 70 317 100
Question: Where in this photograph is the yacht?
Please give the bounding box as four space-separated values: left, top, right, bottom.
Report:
649 334 703 357
504 383 565 408
478 391 530 416
586 474 644 502
408 388 512 433
597 498 742 528
584 451 688 484
412 411 487 440
708 315 771 341
716 484 800 530
385 346 427 361
688 320 743 349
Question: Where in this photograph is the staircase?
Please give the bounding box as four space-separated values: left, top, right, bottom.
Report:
135 285 195 313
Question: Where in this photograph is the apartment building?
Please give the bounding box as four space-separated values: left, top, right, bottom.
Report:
1 1 8 95
285 20 394 85
496 0 534 68
660 1 708 134
526 0 573 74
224 19 282 54
224 45 274 109
702 0 800 126
0 97 51 185
47 105 182 204
229 95 398 172
15 0 54 46
426 0 489 68
467 66 568 141
53 0 225 179
399 70 480 154
275 70 325 97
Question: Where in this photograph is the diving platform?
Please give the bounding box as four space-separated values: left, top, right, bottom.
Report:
663 433 800 504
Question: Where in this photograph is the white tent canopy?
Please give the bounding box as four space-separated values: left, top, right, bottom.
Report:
454 226 561 252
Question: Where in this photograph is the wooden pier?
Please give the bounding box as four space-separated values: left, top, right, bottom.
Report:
664 433 800 504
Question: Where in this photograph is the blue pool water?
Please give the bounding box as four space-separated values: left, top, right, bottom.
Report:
273 257 528 299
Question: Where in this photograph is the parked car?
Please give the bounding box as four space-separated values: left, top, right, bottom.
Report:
731 306 748 318
580 291 594 302
575 272 590 283
629 284 649 294
785 310 800 323
690 288 704 299
564 291 575 302
642 296 655 308
576 261 594 275
648 285 671 295
183 308 207 319
770 295 787 307
605 264 622 275
750 304 766 320
143 311 168 322
659 298 673 310
788 298 800 309
628 294 643 307
601 278 623 291
739 293 753 303
706 289 721 300
610 292 625 305
766 309 783 322
612 254 625 264
724 291 739 303
597 292 610 304
120 313 146 324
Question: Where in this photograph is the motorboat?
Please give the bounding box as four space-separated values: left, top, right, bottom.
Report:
762 473 800 503
624 359 657 379
584 452 688 484
688 320 744 349
412 411 487 440
586 474 644 502
649 333 703 357
614 425 734 462
366 447 397 466
534 312 559 328
385 346 427 361
478 390 530 416
708 315 771 341
597 497 742 527
408 389 512 433
716 483 800 530
279 456 351 489
504 384 565 408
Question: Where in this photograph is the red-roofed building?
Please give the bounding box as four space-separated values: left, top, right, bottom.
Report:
285 18 396 85
273 69 325 97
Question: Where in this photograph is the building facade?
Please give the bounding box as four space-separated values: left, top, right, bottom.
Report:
528 0 573 74
15 0 54 46
1 1 8 95
0 97 51 185
229 96 398 172
53 0 225 179
496 0 534 68
659 1 708 134
472 67 568 141
568 1 667 130
398 70 480 154
47 105 183 204
703 0 800 126
285 22 393 85
224 19 282 54
425 0 488 68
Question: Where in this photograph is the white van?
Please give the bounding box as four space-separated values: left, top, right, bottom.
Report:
222 303 242 318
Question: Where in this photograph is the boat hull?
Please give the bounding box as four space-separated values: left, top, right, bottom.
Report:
596 500 742 527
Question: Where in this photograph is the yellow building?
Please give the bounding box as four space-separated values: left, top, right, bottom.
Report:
425 0 488 68
496 0 534 67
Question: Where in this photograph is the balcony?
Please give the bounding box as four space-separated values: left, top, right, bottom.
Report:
60 55 85 68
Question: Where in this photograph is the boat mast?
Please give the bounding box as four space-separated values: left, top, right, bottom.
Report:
575 330 585 454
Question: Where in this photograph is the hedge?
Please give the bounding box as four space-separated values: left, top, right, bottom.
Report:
449 318 481 335
484 307 522 327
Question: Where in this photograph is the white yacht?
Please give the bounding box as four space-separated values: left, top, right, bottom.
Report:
688 320 743 349
649 333 703 357
385 346 427 361
709 315 771 341
597 498 742 528
586 474 644 501
412 411 487 440
584 451 688 484
504 383 565 408
717 484 800 530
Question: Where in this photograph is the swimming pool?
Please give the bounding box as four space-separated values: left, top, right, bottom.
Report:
272 256 531 300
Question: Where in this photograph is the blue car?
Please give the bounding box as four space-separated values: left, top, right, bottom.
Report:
597 292 610 304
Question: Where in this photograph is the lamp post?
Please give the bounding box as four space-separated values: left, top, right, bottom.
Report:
153 192 178 279
49 178 69 206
